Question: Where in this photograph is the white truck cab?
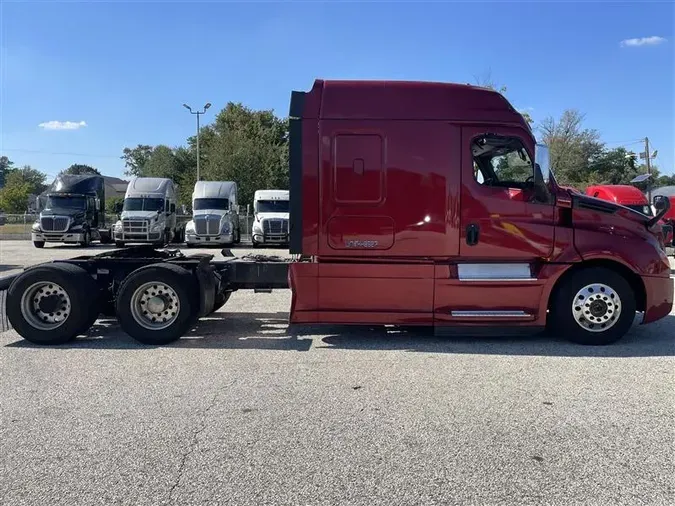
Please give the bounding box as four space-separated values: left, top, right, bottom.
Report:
114 177 178 247
251 189 290 247
185 181 241 247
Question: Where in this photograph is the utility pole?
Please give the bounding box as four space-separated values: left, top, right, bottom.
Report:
182 103 211 181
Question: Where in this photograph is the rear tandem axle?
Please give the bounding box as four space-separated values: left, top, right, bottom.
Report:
5 246 290 346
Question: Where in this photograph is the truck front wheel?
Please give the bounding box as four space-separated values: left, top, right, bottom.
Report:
115 263 197 345
33 241 45 249
549 267 636 345
6 263 100 345
79 230 91 247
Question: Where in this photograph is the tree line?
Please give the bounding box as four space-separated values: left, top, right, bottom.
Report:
1 86 672 214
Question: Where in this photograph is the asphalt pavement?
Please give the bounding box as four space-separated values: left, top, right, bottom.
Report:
0 241 673 505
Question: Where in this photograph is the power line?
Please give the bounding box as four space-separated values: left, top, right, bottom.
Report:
2 148 121 159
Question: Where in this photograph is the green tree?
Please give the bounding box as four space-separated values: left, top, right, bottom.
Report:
538 110 604 186
106 196 124 214
121 144 154 177
0 155 14 188
200 102 289 207
4 165 49 195
586 147 640 186
0 171 33 212
60 164 100 176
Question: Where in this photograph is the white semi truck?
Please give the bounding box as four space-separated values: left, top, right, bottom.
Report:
185 181 241 247
113 177 181 247
251 189 290 247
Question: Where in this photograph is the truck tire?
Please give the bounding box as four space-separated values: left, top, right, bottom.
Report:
115 263 197 345
6 263 100 345
549 267 636 345
99 231 112 245
33 241 45 249
154 231 167 248
79 230 91 247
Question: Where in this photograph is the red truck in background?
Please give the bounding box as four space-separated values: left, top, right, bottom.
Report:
4 79 674 348
652 186 675 247
585 184 674 247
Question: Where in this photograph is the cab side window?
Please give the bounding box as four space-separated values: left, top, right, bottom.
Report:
472 135 533 189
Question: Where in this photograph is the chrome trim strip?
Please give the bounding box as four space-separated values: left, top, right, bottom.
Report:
457 263 533 281
451 310 531 318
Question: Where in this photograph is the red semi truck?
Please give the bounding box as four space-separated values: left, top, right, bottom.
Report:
3 79 673 347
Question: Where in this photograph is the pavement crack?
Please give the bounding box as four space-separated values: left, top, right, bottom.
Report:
167 390 220 503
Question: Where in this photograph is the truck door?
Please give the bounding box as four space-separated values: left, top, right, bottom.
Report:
459 126 554 260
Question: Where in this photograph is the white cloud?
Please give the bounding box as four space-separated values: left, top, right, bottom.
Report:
38 120 87 131
620 36 667 47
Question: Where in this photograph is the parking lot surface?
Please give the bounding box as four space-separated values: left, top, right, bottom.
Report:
0 241 674 505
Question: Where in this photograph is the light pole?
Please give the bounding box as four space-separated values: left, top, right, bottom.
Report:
183 102 211 181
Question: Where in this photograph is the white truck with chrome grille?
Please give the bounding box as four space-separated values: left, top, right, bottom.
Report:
252 189 290 247
113 177 179 247
185 181 241 247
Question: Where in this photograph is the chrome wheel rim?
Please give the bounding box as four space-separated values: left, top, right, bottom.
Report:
20 281 72 331
130 281 180 330
572 283 621 332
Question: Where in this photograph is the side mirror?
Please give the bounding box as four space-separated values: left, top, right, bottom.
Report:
532 163 550 203
653 195 668 213
647 195 671 228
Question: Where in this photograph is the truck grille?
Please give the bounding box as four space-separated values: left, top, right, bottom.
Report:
41 216 70 232
122 219 149 234
194 215 221 236
263 219 289 235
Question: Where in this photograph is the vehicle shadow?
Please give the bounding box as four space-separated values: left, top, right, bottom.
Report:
315 315 675 358
5 312 674 357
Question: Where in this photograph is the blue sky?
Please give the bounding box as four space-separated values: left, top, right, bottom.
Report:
1 1 673 181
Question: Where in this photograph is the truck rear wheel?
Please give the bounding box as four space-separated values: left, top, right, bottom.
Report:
33 241 45 249
6 263 100 345
549 267 636 345
115 263 197 345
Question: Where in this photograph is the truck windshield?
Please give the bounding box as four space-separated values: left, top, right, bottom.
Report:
194 198 229 211
45 196 86 210
123 198 164 212
256 200 289 213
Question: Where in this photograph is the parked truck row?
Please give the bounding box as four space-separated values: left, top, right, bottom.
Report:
7 78 673 349
31 175 291 249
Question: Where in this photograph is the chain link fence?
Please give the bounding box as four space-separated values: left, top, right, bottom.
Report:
0 213 257 242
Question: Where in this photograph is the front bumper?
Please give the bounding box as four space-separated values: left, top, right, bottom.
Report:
642 275 674 324
32 231 85 243
252 232 289 245
186 233 234 245
114 231 163 242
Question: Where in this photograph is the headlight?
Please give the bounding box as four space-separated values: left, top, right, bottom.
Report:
114 220 122 231
70 224 83 231
185 221 195 233
151 222 163 231
31 222 41 232
221 221 232 234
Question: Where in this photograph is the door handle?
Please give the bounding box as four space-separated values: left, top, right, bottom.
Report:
466 223 480 246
